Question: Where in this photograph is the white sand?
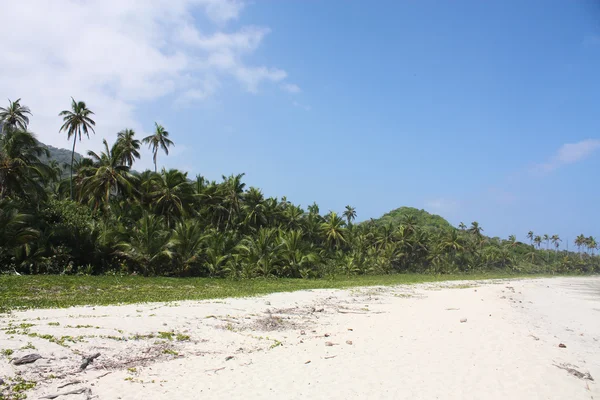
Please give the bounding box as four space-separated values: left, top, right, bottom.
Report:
1 277 599 399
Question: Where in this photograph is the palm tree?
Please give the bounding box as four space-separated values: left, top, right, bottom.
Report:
543 234 550 251
533 235 542 249
0 199 39 261
551 234 561 254
468 221 483 237
59 98 96 200
575 234 586 255
587 236 597 256
527 231 534 246
171 219 206 276
458 222 467 231
321 211 346 249
143 122 173 173
116 212 173 276
81 139 136 212
0 99 32 132
343 205 357 225
115 129 141 167
0 127 51 200
149 169 195 228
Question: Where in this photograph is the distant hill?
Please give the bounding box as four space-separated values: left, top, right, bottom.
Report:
40 142 83 168
371 206 454 231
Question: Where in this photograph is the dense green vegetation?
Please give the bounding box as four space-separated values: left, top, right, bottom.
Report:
373 207 453 231
1 98 599 278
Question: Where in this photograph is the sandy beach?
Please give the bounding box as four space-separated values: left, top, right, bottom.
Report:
1 277 599 399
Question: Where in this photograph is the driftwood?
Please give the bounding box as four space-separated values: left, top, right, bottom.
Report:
40 387 91 399
554 364 594 381
204 367 225 373
13 354 42 365
79 353 101 371
57 381 81 389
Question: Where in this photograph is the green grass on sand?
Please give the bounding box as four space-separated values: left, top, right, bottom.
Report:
0 273 550 312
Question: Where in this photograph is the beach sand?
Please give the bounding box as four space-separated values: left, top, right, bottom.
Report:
1 277 598 399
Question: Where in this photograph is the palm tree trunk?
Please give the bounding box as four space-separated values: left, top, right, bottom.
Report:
70 133 77 200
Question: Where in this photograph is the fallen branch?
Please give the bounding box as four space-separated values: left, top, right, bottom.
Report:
205 367 225 374
13 354 42 365
94 371 112 379
337 310 368 315
40 387 91 399
57 381 81 389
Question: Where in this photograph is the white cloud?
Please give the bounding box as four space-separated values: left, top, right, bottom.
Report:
0 0 294 155
281 83 302 94
425 198 459 213
292 101 311 111
532 139 600 174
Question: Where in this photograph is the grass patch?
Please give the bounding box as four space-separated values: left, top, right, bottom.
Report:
0 273 555 311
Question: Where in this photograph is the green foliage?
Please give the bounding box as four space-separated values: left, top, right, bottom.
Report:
1 98 598 284
372 207 453 231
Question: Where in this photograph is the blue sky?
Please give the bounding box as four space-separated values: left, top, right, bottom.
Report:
2 0 600 246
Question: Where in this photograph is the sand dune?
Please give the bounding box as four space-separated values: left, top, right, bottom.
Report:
1 277 598 399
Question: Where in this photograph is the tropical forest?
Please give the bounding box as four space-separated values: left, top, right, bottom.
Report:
1 98 599 278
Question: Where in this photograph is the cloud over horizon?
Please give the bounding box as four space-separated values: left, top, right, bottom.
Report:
0 0 296 162
532 139 600 174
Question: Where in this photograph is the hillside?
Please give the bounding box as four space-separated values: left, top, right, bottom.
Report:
41 143 83 165
372 206 454 231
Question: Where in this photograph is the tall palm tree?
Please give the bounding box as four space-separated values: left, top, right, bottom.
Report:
115 129 140 167
575 234 586 255
458 222 467 231
468 222 483 243
0 99 32 132
587 236 597 256
551 234 561 254
143 122 173 173
59 98 96 199
533 235 542 249
527 231 534 246
543 234 550 251
343 205 357 225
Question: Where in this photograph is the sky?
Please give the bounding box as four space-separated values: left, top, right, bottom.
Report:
1 0 600 246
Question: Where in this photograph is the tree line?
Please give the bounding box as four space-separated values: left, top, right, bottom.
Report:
0 98 598 277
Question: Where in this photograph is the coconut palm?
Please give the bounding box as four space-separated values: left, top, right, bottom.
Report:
458 222 467 231
0 99 32 132
468 221 483 237
0 127 51 200
551 234 561 254
171 219 206 275
575 234 586 254
80 139 136 212
533 235 542 249
343 205 357 225
543 234 550 251
587 236 597 256
527 231 534 246
321 211 347 249
143 122 173 173
59 98 96 199
116 212 173 276
115 129 141 167
149 169 195 228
